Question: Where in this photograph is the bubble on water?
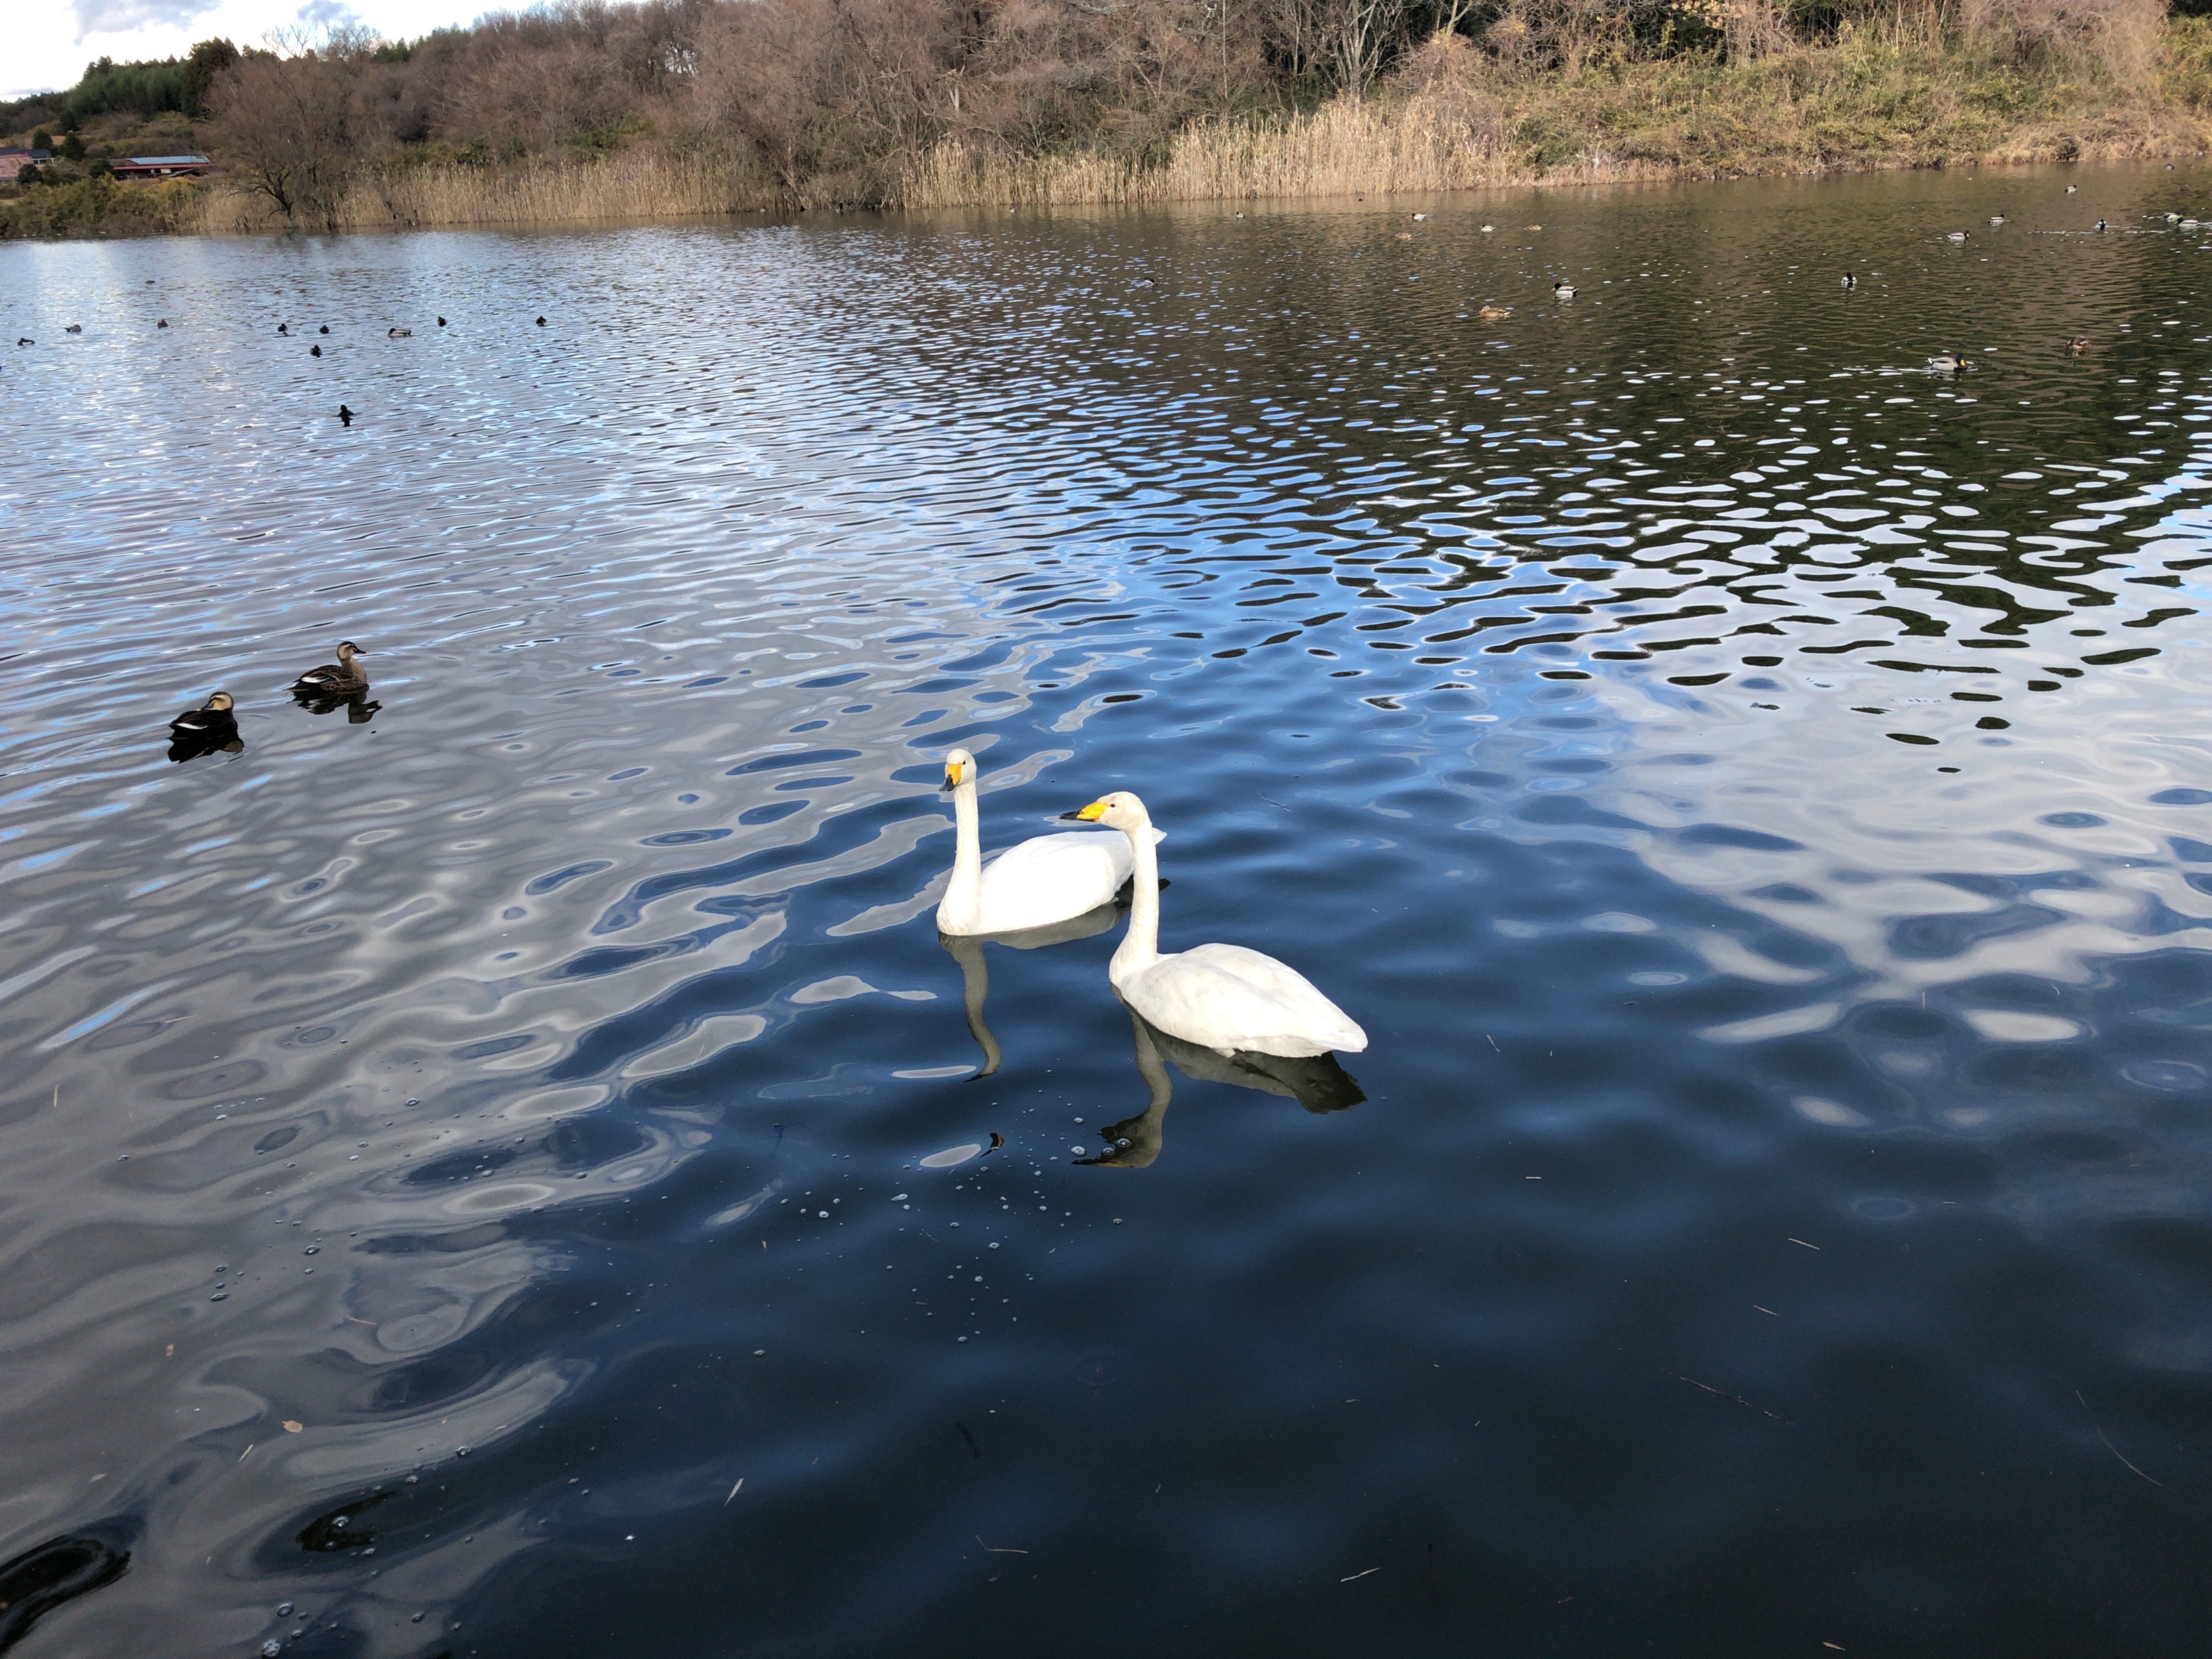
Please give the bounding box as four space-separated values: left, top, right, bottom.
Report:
455 1445 470 1456
263 1643 282 1657
818 1210 830 1218
919 1144 982 1169
1070 1145 1086 1155
2125 1059 2206 1092
275 1603 293 1616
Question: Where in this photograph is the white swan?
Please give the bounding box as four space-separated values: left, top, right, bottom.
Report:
1067 791 1366 1057
937 750 1157 937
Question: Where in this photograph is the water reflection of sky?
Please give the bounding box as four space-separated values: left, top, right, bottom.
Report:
3 162 2212 1657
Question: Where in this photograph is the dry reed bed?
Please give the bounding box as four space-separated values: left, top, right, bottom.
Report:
196 144 757 234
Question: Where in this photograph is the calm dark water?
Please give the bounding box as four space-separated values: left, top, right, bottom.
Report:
5 161 2212 1658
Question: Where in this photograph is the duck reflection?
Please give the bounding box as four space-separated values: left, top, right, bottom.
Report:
941 901 1121 1077
1080 1011 1364 1169
166 691 242 763
291 685 382 724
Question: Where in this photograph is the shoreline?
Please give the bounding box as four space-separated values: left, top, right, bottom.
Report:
9 26 2212 242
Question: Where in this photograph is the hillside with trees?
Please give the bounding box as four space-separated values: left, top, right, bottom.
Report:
4 0 2211 237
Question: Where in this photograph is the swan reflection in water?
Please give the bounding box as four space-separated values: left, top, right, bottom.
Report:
940 901 1122 1078
290 686 382 724
1079 1011 1364 1169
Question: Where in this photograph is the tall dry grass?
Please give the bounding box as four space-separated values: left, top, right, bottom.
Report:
905 96 1509 207
194 142 764 233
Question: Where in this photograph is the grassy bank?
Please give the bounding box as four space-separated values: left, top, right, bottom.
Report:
187 144 756 235
908 23 2212 209
10 17 2212 239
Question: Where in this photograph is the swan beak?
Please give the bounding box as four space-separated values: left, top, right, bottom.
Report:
940 764 960 792
1060 802 1106 822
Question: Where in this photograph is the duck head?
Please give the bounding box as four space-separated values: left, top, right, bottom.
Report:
336 641 367 661
205 691 235 712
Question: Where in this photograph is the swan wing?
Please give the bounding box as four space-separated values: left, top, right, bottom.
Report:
964 831 1129 930
1126 944 1366 1057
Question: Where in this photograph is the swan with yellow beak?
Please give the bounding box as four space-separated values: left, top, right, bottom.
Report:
1065 791 1366 1057
936 749 1159 936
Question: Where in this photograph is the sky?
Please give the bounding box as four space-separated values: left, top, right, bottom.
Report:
7 0 482 102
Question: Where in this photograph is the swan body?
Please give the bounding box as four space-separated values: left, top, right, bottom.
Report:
937 749 1156 937
1069 791 1365 1058
291 640 368 695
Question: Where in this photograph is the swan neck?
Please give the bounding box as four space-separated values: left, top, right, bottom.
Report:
1111 817 1161 981
944 779 983 925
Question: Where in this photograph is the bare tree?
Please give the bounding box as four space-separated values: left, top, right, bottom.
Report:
211 33 360 230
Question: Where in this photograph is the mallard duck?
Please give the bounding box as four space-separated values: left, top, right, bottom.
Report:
290 641 369 695
1927 352 1973 373
388 327 411 338
1479 304 1512 320
169 691 237 739
1946 231 1967 242
1553 280 1577 299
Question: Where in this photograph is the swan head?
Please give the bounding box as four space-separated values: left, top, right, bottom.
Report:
1063 790 1149 831
941 747 976 792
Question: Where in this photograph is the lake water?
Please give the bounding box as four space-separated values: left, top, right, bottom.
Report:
4 161 2212 1658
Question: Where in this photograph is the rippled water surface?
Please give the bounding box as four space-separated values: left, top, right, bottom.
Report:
7 163 2212 1657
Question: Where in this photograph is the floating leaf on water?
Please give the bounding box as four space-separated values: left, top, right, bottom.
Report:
283 1420 303 1433
919 1144 982 1169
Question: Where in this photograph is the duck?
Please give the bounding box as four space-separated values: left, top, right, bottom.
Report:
277 323 289 335
338 405 354 426
1927 351 1973 373
64 323 82 333
2068 336 2089 353
1988 213 2006 225
310 344 321 356
535 315 548 325
1946 230 1967 242
437 316 447 327
388 327 411 338
937 749 1157 937
319 324 329 334
1478 304 1512 320
15 337 29 346
169 691 237 740
157 318 169 328
1552 280 1577 299
2095 218 2110 231
1841 271 1856 289
2165 211 2182 223
1064 791 1365 1058
289 640 368 695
